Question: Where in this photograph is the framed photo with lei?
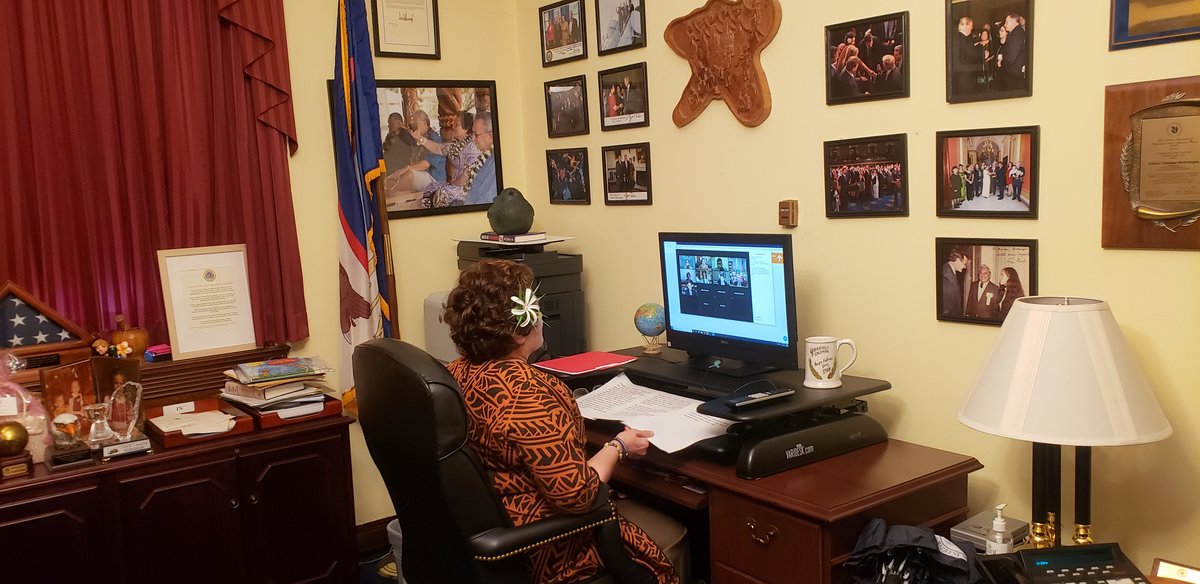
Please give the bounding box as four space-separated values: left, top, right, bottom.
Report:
363 79 504 219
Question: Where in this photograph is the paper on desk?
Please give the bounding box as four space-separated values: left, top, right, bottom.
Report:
575 373 733 453
148 410 236 436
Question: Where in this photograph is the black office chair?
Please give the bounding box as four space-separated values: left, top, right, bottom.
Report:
353 338 656 584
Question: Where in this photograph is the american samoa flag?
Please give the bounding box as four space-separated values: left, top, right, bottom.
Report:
332 0 392 413
2 293 76 348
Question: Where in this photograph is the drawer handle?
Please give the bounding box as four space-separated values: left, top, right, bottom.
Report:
746 518 778 546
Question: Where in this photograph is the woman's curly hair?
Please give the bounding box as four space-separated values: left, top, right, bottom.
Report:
443 259 536 363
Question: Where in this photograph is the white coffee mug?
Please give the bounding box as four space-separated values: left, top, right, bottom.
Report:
803 336 857 389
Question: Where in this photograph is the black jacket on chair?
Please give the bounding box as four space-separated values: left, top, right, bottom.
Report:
353 339 655 584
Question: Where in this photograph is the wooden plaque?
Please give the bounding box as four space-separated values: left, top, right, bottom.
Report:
1102 75 1200 250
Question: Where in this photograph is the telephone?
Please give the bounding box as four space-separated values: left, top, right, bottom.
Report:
978 542 1149 584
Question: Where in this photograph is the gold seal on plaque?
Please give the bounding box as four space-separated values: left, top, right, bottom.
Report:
1120 93 1200 233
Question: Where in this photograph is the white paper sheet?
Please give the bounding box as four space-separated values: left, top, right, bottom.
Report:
575 373 733 453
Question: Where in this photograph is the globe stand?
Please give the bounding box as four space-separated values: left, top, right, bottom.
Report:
641 335 663 355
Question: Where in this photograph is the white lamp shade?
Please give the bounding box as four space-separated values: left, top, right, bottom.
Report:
959 297 1172 446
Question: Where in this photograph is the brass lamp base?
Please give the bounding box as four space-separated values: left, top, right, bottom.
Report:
1031 521 1053 549
1072 523 1094 545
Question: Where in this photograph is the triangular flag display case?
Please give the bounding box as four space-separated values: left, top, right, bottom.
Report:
0 281 93 386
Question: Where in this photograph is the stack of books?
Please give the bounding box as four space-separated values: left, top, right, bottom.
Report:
479 231 547 243
220 357 332 420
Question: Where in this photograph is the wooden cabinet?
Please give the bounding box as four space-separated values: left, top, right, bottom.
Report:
0 416 354 583
710 489 822 583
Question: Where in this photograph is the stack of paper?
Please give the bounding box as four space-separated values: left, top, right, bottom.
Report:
575 373 733 453
148 410 236 436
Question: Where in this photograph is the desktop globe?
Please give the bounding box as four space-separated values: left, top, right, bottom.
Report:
634 303 666 355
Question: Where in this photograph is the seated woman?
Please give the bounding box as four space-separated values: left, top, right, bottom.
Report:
442 259 684 584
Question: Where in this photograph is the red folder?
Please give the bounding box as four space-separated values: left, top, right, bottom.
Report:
533 352 637 376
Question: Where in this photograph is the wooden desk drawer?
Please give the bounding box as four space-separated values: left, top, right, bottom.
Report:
710 489 821 584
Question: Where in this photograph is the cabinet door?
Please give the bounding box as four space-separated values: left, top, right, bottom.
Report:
117 456 247 584
0 480 110 582
239 432 355 583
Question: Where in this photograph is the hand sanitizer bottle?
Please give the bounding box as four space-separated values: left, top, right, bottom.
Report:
986 503 1012 555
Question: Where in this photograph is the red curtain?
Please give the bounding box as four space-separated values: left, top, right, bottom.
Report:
0 0 308 346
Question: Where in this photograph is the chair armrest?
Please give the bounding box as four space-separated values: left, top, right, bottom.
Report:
469 483 617 561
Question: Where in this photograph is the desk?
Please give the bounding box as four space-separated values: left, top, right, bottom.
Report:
587 426 982 583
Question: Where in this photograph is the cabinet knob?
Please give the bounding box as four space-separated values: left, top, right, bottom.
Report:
248 494 260 505
746 518 778 546
229 499 240 509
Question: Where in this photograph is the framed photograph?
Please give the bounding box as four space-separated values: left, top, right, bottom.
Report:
1110 0 1200 51
371 0 441 59
825 12 909 105
157 244 258 360
936 238 1037 326
546 148 591 204
596 0 646 55
602 142 652 205
946 0 1033 103
374 80 502 218
39 359 95 419
824 133 909 218
90 357 141 402
540 0 587 67
598 62 649 131
935 126 1038 218
545 75 589 138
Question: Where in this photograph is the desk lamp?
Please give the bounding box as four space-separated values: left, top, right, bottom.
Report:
958 297 1172 547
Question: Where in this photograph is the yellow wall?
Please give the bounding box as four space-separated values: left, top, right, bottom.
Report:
284 0 1199 569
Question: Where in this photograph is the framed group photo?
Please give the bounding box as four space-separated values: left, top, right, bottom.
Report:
825 12 909 105
371 0 441 59
596 0 646 55
936 238 1037 326
935 126 1038 218
373 80 502 218
39 359 95 418
602 142 652 205
540 0 587 66
946 0 1033 103
824 133 909 218
545 75 589 138
598 62 649 131
546 148 591 204
1110 0 1200 50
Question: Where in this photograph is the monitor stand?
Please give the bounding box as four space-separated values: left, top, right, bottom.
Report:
685 353 777 378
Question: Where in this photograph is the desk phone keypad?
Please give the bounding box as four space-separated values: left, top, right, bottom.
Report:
1042 563 1146 584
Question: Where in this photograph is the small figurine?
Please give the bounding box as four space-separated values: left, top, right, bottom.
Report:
50 413 82 448
92 339 110 356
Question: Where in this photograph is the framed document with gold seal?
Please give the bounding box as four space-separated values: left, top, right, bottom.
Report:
1103 75 1200 250
157 244 257 360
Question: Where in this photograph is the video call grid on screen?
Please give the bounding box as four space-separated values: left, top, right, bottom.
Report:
663 242 789 347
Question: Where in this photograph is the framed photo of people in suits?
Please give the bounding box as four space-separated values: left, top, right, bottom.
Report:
823 133 909 218
936 238 1037 326
935 126 1039 219
596 0 646 56
546 148 591 205
540 0 588 66
945 0 1033 103
544 75 589 138
598 62 649 131
601 142 651 205
825 12 909 105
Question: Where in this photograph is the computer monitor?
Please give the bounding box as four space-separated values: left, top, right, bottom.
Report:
659 232 798 377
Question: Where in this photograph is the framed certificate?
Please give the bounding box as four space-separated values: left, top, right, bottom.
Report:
157 244 258 360
372 0 441 59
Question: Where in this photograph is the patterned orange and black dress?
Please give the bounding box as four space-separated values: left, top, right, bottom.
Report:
448 358 678 584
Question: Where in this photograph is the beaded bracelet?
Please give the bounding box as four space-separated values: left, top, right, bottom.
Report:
610 437 629 462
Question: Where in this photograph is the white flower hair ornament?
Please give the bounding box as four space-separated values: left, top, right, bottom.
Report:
511 287 543 328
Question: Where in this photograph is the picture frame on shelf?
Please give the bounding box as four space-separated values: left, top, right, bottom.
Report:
601 142 652 205
825 11 909 105
596 0 646 55
371 0 441 59
39 359 95 419
370 79 502 218
945 0 1033 103
157 244 258 360
540 0 588 67
598 62 649 131
935 126 1038 219
1110 0 1200 51
823 133 909 218
545 75 589 138
546 148 591 205
90 357 141 403
935 237 1037 326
